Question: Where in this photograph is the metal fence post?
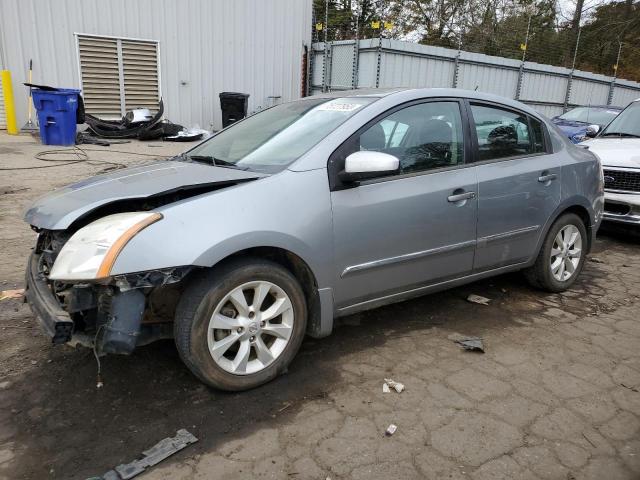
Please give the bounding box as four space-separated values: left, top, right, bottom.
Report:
607 42 622 106
375 27 383 88
515 15 531 100
563 28 581 112
352 6 360 89
452 52 461 88
322 0 329 92
452 7 464 88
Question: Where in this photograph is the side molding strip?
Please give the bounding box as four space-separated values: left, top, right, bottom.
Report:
341 239 477 278
477 225 540 247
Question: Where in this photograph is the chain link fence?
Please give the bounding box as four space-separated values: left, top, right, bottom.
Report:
307 0 640 115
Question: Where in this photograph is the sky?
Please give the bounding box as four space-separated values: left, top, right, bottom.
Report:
556 0 616 25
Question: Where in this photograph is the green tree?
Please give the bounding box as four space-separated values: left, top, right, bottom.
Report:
577 1 640 82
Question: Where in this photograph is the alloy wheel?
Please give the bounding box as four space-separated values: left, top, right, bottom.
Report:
550 224 582 282
207 281 294 375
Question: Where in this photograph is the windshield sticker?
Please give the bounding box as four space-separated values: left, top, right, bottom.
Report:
317 102 363 112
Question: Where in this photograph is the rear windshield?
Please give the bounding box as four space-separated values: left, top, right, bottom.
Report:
187 97 376 173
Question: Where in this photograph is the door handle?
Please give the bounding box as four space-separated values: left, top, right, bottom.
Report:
447 191 476 202
538 173 557 183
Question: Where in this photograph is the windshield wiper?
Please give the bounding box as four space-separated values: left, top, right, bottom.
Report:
600 132 640 138
186 155 249 170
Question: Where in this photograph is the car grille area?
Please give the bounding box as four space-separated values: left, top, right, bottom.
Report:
603 169 640 193
604 201 631 216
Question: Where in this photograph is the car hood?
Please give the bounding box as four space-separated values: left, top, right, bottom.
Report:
24 160 266 230
552 118 589 129
551 119 588 142
581 138 640 169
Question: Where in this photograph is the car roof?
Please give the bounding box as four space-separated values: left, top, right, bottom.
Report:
567 105 623 110
313 87 519 101
309 87 545 119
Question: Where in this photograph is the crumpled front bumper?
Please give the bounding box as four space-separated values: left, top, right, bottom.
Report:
24 252 74 344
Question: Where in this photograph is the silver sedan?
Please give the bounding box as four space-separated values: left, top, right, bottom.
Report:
24 88 604 390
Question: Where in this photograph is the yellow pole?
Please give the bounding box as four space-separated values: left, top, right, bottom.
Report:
1 70 19 135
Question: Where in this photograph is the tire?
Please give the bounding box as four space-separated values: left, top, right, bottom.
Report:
174 257 307 391
524 213 587 292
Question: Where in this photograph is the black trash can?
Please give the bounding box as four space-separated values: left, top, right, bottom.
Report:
219 92 250 128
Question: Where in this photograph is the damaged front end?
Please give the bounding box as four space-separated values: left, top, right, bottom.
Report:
26 229 192 354
23 159 267 355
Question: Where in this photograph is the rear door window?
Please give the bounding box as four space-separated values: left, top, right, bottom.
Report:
529 116 546 153
471 104 537 161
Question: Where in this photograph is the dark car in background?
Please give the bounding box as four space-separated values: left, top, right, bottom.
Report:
552 105 622 143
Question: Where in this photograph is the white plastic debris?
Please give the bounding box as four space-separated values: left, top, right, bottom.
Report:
466 294 491 305
385 424 398 436
103 429 198 479
384 378 405 393
454 337 485 353
382 383 391 393
589 257 604 264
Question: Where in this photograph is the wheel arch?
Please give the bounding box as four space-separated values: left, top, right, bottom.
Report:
533 199 595 262
205 246 331 339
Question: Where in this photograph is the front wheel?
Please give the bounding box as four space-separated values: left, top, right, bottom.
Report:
524 213 587 292
174 258 307 391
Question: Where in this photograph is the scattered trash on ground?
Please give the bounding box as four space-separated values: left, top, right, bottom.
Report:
0 289 24 301
466 294 491 305
164 127 209 142
383 378 405 393
589 257 605 264
385 424 398 436
102 429 198 479
454 337 485 353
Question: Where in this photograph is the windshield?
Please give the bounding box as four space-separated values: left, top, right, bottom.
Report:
600 101 640 138
559 106 620 126
186 96 376 173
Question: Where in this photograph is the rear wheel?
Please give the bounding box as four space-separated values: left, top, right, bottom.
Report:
174 258 307 391
524 213 587 292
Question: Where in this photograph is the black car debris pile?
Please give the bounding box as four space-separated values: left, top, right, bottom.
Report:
84 99 205 143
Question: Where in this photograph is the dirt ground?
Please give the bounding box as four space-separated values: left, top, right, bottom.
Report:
1 132 639 480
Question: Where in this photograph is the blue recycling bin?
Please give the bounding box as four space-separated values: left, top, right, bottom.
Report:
31 88 81 146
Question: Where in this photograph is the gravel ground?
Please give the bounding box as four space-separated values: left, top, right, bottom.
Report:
0 133 639 480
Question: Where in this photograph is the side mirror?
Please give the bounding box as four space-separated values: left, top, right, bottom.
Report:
339 151 400 184
586 124 600 137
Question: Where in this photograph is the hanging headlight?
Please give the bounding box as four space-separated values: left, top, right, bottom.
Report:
49 212 162 281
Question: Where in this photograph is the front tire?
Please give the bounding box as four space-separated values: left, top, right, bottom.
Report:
174 258 307 391
524 213 587 292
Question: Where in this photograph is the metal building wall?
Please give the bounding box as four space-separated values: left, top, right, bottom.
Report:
0 0 312 130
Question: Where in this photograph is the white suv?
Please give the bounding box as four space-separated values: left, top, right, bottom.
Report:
583 99 640 225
